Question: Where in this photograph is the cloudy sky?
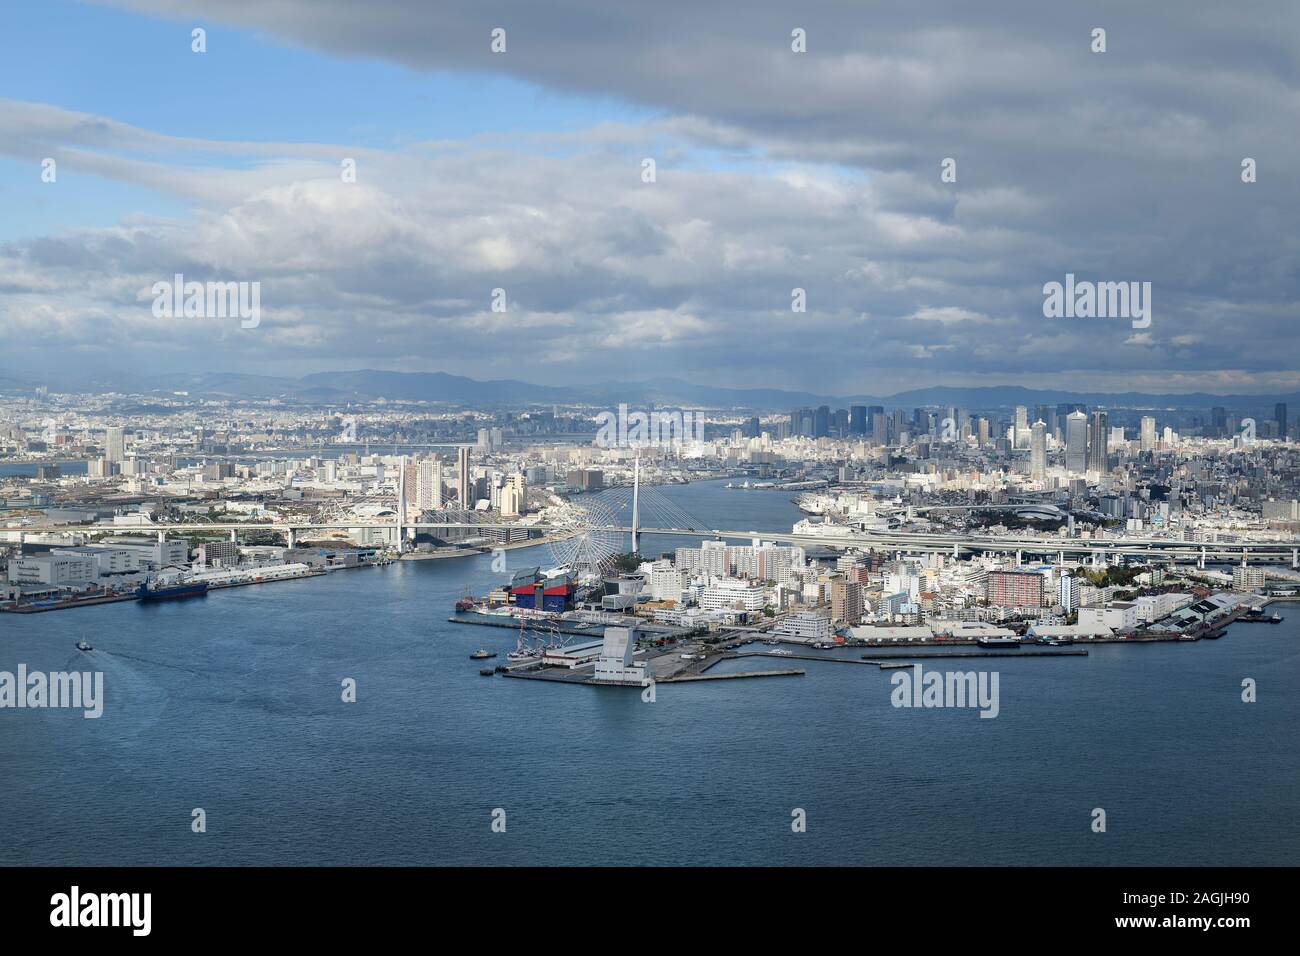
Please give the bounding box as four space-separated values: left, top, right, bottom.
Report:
1 0 1297 395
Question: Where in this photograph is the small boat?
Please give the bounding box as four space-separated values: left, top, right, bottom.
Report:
76 640 92 652
469 649 496 660
478 668 495 677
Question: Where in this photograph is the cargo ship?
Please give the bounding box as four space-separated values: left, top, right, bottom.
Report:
1241 607 1282 623
976 636 1021 647
137 581 210 602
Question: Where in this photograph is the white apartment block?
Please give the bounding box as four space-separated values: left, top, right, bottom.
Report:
647 561 687 602
700 579 768 611
1232 566 1266 590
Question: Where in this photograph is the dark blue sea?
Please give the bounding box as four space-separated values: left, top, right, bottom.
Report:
2 480 1297 865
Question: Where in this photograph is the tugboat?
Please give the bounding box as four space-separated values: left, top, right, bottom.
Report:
76 640 92 652
469 649 496 660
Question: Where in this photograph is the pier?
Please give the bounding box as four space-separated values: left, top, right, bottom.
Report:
500 664 806 686
725 647 1088 668
3 592 139 614
862 649 1089 661
486 641 1091 689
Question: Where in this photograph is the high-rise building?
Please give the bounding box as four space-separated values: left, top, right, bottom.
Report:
1058 573 1080 613
849 405 867 435
1030 420 1047 480
871 411 887 445
813 405 831 438
986 571 1045 608
457 447 471 508
888 408 904 441
1211 406 1228 437
1035 405 1056 438
499 482 522 517
403 458 420 508
1140 416 1157 452
416 457 443 510
1055 402 1083 441
831 575 864 625
1065 411 1088 474
504 472 526 516
1088 411 1109 473
1276 403 1288 441
105 426 125 463
1014 406 1029 449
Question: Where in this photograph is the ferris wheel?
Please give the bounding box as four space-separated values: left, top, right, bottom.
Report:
546 496 624 580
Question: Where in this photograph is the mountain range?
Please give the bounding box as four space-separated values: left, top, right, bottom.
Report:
3 367 1297 411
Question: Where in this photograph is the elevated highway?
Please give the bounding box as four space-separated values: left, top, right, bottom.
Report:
5 520 1299 566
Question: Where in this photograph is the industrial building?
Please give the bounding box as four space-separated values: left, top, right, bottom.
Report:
591 626 650 685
